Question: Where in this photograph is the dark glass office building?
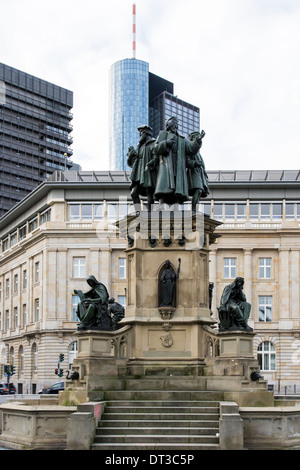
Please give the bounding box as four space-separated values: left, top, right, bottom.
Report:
149 90 200 141
109 59 200 171
0 63 74 217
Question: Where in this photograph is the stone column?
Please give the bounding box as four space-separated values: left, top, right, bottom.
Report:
42 248 47 323
28 257 33 323
290 249 300 319
47 250 58 319
90 248 100 279
243 249 253 308
57 249 67 320
279 248 290 318
100 248 112 294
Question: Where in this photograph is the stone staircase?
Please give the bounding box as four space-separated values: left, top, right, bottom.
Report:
91 390 222 450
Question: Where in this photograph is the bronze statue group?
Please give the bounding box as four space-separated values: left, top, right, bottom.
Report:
127 116 209 212
74 117 252 333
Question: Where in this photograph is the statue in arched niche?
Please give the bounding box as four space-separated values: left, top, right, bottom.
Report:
158 259 181 308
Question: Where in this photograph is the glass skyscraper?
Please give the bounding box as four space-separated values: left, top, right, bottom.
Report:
109 59 149 171
109 59 200 171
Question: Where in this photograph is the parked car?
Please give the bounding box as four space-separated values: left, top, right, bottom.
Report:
0 383 16 395
38 382 64 394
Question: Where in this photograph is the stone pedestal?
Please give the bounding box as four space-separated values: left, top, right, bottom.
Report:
204 329 273 406
219 330 255 358
117 210 221 376
65 210 272 407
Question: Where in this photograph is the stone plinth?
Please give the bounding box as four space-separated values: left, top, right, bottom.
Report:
67 326 132 400
116 210 221 375
219 330 255 358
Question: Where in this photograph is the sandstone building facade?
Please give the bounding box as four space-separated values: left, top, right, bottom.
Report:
0 169 299 393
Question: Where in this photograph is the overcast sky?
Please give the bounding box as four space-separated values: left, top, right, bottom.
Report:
1 0 300 172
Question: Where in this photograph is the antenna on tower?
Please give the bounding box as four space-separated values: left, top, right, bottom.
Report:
132 3 136 59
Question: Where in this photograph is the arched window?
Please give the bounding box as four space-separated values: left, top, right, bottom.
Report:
257 341 276 371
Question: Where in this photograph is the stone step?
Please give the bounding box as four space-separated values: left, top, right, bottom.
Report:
92 394 221 451
101 412 220 421
99 419 219 428
96 426 218 436
91 442 220 450
93 434 219 444
105 399 220 407
104 405 219 414
104 390 224 401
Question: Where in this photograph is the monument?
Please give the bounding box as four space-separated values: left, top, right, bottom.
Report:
64 117 272 408
218 277 253 332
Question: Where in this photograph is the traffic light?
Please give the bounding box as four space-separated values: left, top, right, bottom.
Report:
55 368 58 375
59 353 64 362
10 366 15 376
59 369 63 377
3 365 9 374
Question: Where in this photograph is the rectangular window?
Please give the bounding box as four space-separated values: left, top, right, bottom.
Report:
259 296 272 322
5 278 9 297
22 270 27 289
224 204 235 219
40 209 51 224
118 258 126 279
107 203 117 220
23 304 27 326
19 224 27 240
69 204 80 220
14 306 18 328
213 204 223 220
237 204 246 219
73 257 86 278
34 261 40 282
2 238 8 252
260 204 271 219
201 203 211 217
272 204 282 219
118 204 128 219
259 258 271 279
118 295 126 307
10 231 17 247
13 274 18 293
286 203 295 219
5 310 9 331
297 204 300 219
35 299 40 322
81 204 93 220
72 295 80 321
249 204 259 219
94 204 103 219
224 258 236 279
29 217 38 232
